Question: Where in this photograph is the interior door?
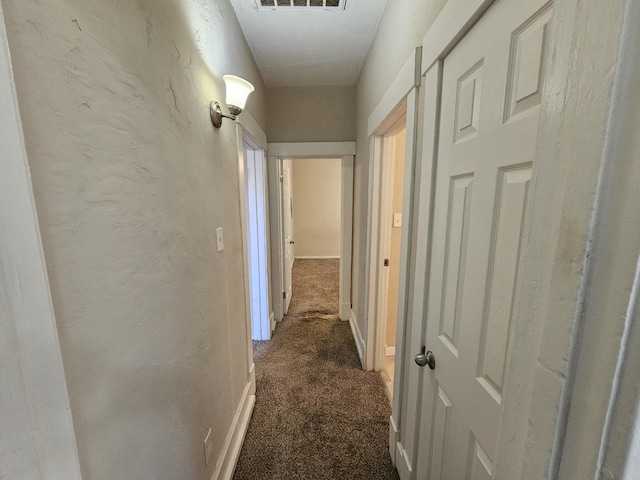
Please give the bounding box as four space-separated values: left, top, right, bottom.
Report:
415 0 552 478
282 159 294 314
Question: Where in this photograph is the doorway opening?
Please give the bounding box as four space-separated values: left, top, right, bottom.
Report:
242 133 272 340
267 144 355 336
380 124 406 399
368 112 407 398
281 157 343 317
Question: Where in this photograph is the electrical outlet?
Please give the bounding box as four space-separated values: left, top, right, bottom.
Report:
216 227 224 252
204 428 214 466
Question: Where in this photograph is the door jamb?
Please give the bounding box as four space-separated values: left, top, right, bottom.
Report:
367 112 406 373
267 142 355 327
0 4 82 476
236 115 267 378
242 137 271 340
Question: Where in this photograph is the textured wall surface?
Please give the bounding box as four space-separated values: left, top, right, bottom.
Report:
291 157 342 258
2 0 264 478
352 0 448 349
267 86 355 142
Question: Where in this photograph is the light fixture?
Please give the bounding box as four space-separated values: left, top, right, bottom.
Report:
210 75 255 128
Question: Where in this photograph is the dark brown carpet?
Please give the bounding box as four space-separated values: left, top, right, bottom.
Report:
233 259 399 480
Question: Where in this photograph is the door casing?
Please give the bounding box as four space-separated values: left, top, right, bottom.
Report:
267 142 355 326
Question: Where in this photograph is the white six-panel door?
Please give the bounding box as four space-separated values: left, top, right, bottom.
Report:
416 1 552 478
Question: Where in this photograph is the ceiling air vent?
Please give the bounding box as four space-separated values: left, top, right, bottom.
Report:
257 0 345 10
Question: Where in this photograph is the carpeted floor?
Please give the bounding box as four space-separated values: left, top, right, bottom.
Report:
233 259 399 480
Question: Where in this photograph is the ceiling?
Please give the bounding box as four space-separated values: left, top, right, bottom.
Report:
229 0 388 87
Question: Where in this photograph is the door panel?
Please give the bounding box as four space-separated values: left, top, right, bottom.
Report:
282 159 294 314
416 1 552 478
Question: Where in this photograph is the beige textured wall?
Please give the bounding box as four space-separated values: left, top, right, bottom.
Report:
352 0 449 345
2 0 265 478
292 158 342 257
267 86 355 142
385 128 406 349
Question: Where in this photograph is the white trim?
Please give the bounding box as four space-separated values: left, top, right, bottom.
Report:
395 62 442 477
267 157 284 322
268 144 355 329
295 255 340 259
267 141 355 157
211 367 256 480
421 0 496 73
349 310 365 368
238 112 267 149
386 346 395 357
368 50 419 137
236 123 268 367
0 5 82 478
339 155 354 321
364 135 382 371
269 311 275 334
244 145 271 341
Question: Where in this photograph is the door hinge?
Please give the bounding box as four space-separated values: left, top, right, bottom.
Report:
279 175 283 182
384 259 390 266
283 291 286 299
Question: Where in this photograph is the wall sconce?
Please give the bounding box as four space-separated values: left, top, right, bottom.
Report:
210 75 255 128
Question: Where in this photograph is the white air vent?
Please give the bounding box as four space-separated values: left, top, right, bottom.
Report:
257 0 346 10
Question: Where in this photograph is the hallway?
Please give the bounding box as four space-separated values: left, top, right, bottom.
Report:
233 259 398 479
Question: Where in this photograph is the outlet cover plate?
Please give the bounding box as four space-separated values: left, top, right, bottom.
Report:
216 227 224 252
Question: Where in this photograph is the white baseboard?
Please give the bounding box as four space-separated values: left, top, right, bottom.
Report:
386 346 395 357
295 255 340 259
211 365 256 480
348 310 365 368
339 302 351 321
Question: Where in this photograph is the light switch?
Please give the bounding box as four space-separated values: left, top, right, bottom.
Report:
216 227 224 252
393 212 402 228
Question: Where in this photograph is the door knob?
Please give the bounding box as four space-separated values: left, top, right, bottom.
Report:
415 347 436 369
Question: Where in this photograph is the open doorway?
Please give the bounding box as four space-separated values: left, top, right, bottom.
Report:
283 157 342 316
267 144 355 333
380 125 406 399
365 98 409 386
242 133 272 341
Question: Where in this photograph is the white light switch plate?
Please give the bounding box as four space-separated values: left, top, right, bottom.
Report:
216 227 224 252
393 212 402 228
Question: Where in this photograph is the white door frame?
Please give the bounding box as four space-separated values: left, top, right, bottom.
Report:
367 108 406 374
236 114 267 379
242 135 271 340
0 4 82 477
363 47 424 473
267 142 355 325
280 158 294 315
